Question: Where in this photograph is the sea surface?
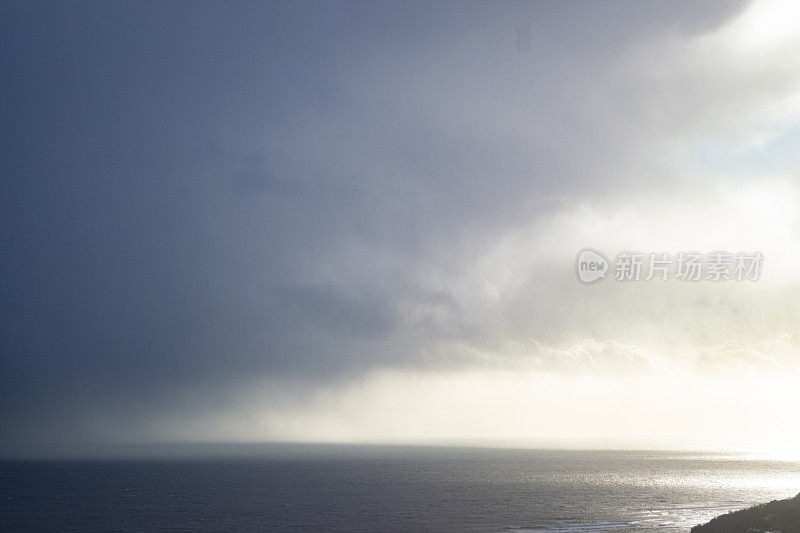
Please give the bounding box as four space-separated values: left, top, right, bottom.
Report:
1 447 799 532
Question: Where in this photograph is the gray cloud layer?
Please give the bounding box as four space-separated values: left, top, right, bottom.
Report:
5 0 797 452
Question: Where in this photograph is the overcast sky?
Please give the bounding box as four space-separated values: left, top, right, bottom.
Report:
3 0 800 456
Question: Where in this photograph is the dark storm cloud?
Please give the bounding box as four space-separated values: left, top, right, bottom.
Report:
0 0 750 452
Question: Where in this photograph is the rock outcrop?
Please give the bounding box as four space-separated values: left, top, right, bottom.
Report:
692 493 800 533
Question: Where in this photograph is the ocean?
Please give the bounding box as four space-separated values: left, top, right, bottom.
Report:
1 447 799 531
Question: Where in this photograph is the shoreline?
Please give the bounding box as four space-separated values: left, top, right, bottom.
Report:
692 492 800 532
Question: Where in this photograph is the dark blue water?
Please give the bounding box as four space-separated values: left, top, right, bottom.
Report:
1 448 799 531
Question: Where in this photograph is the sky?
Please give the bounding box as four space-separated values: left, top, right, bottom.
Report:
2 0 800 457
